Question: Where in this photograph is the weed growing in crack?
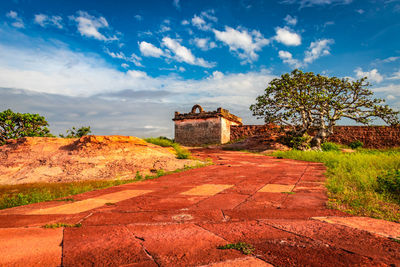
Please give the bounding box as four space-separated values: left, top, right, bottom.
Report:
218 242 255 255
43 223 82 228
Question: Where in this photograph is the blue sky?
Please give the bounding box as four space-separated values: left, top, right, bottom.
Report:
0 0 399 137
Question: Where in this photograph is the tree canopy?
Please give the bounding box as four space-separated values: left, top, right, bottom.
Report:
0 109 53 144
250 69 399 148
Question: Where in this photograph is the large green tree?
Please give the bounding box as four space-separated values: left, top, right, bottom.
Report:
0 109 53 144
250 69 399 148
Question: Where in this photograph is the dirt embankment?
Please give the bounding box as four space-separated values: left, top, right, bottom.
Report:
0 136 200 185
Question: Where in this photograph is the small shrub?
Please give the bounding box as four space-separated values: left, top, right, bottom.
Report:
60 126 91 138
283 133 311 150
321 142 340 151
349 140 363 149
218 242 254 255
376 170 400 203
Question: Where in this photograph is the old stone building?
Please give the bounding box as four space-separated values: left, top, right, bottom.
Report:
173 104 242 146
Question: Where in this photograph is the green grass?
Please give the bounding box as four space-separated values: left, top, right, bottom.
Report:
43 223 82 228
0 162 209 210
274 149 400 222
144 137 191 159
217 242 255 255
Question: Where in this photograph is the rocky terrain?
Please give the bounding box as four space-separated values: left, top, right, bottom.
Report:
0 136 200 185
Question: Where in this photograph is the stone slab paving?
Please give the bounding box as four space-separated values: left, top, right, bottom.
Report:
28 189 152 215
0 148 399 266
0 228 63 267
258 184 295 193
181 184 233 196
313 216 400 239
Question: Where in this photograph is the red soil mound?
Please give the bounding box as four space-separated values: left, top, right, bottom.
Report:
0 136 199 185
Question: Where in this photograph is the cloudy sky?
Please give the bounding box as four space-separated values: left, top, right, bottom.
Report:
0 0 399 137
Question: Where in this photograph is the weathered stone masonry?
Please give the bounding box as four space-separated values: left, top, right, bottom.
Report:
174 105 400 148
173 105 242 146
231 125 400 148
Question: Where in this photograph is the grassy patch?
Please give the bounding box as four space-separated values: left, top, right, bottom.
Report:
218 242 255 255
144 136 191 159
273 149 400 222
43 223 82 228
0 162 209 210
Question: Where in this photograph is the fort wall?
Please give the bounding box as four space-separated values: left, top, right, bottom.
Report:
231 125 400 148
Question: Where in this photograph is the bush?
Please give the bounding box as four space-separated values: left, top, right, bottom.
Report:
60 126 91 138
0 109 53 145
144 137 190 159
349 140 363 149
287 133 311 150
280 131 312 150
321 142 340 151
376 170 400 203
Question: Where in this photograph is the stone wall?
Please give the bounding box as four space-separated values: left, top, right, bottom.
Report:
231 125 400 148
174 118 221 146
328 126 400 148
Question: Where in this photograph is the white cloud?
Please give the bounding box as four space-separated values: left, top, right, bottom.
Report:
200 10 218 22
278 38 333 67
388 70 400 80
274 27 301 46
193 38 217 51
6 11 24 28
304 39 334 63
210 71 224 80
387 94 396 100
181 20 189 25
191 10 217 31
356 9 365 14
382 56 400 63
0 34 274 110
160 25 171 32
173 0 180 9
355 68 383 83
69 11 118 41
373 84 400 98
278 50 302 68
284 15 297 26
139 41 165 58
192 15 209 30
162 37 215 68
213 26 269 63
121 63 129 68
281 0 353 8
134 15 142 21
34 14 63 29
0 28 280 136
105 49 143 67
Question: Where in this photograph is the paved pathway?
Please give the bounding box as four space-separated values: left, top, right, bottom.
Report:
0 149 399 266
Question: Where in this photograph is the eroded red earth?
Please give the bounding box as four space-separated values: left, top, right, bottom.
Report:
0 149 399 266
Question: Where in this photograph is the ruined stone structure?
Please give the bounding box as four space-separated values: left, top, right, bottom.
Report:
173 105 242 146
174 105 400 148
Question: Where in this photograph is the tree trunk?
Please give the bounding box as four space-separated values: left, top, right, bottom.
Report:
311 128 327 149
